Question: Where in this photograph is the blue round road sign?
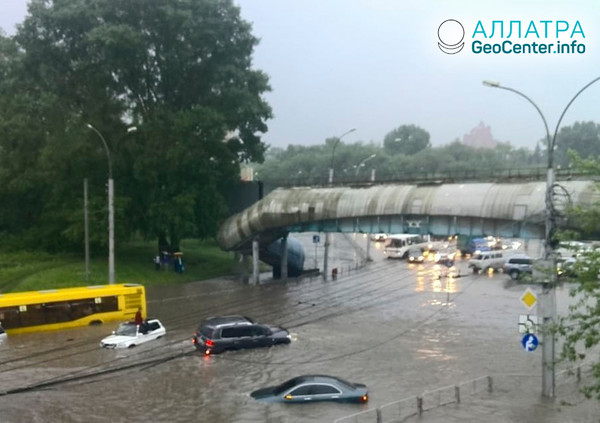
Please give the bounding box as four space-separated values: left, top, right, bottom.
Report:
521 333 539 352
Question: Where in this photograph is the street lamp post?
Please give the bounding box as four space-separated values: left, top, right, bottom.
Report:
86 123 115 285
355 154 376 177
483 76 600 398
324 128 356 281
86 124 137 284
328 128 356 184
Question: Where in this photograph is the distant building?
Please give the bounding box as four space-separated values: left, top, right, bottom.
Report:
462 122 499 149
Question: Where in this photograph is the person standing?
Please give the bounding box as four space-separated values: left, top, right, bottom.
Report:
134 308 143 326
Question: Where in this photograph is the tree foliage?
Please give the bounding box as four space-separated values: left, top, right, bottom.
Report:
383 124 430 155
556 151 600 400
0 0 271 252
554 121 600 167
255 136 541 185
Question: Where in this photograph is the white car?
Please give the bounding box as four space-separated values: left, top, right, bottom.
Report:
469 251 506 273
0 323 6 340
100 319 166 349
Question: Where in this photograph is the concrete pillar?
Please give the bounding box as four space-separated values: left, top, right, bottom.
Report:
280 235 288 282
252 237 259 285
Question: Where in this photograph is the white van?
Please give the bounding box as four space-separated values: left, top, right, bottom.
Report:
468 251 505 273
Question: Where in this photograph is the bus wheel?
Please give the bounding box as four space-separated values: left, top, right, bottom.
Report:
89 320 102 326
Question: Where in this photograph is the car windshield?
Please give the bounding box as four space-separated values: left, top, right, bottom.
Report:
114 323 137 336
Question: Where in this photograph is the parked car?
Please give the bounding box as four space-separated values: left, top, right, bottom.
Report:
407 247 425 263
250 375 368 404
0 322 6 340
503 254 534 280
99 319 166 349
468 251 505 273
192 315 291 355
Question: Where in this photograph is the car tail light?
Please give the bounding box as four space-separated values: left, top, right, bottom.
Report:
192 337 197 345
360 394 368 403
206 339 214 347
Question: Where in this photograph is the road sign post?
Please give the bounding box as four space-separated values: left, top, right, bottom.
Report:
522 333 539 352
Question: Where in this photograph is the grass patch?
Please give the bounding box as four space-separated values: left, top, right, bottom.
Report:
0 239 241 293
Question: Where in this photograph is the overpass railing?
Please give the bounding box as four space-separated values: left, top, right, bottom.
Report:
265 167 598 188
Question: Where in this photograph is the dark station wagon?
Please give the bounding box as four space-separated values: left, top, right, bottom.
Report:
192 315 291 355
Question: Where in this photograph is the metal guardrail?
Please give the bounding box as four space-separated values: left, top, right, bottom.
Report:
333 375 492 423
264 168 599 188
334 363 595 423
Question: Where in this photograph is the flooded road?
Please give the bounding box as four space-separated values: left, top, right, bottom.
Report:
0 236 587 422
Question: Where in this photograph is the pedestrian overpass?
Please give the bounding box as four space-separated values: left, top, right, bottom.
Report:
217 179 599 280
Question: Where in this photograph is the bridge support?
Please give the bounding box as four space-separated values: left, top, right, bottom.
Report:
252 237 259 285
280 235 288 282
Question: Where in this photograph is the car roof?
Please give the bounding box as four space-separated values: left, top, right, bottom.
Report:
201 315 254 328
285 375 354 387
508 254 532 259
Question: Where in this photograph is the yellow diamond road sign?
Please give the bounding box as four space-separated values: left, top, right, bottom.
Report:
521 288 537 311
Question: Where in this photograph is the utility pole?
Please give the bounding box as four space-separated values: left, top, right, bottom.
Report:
483 76 600 398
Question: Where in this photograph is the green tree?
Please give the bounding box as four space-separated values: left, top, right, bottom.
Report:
557 152 600 399
1 0 271 252
383 124 430 155
554 121 600 167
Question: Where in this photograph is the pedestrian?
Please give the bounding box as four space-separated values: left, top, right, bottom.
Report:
134 308 143 326
154 255 160 271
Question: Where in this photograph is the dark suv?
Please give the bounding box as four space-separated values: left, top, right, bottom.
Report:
192 315 291 355
503 254 534 280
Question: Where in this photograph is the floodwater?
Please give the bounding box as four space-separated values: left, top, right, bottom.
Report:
0 235 596 423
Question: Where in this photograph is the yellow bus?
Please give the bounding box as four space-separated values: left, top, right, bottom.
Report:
0 284 146 335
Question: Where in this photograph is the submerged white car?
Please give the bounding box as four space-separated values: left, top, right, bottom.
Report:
100 319 166 349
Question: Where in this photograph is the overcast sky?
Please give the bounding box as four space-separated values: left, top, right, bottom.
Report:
2 0 599 150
